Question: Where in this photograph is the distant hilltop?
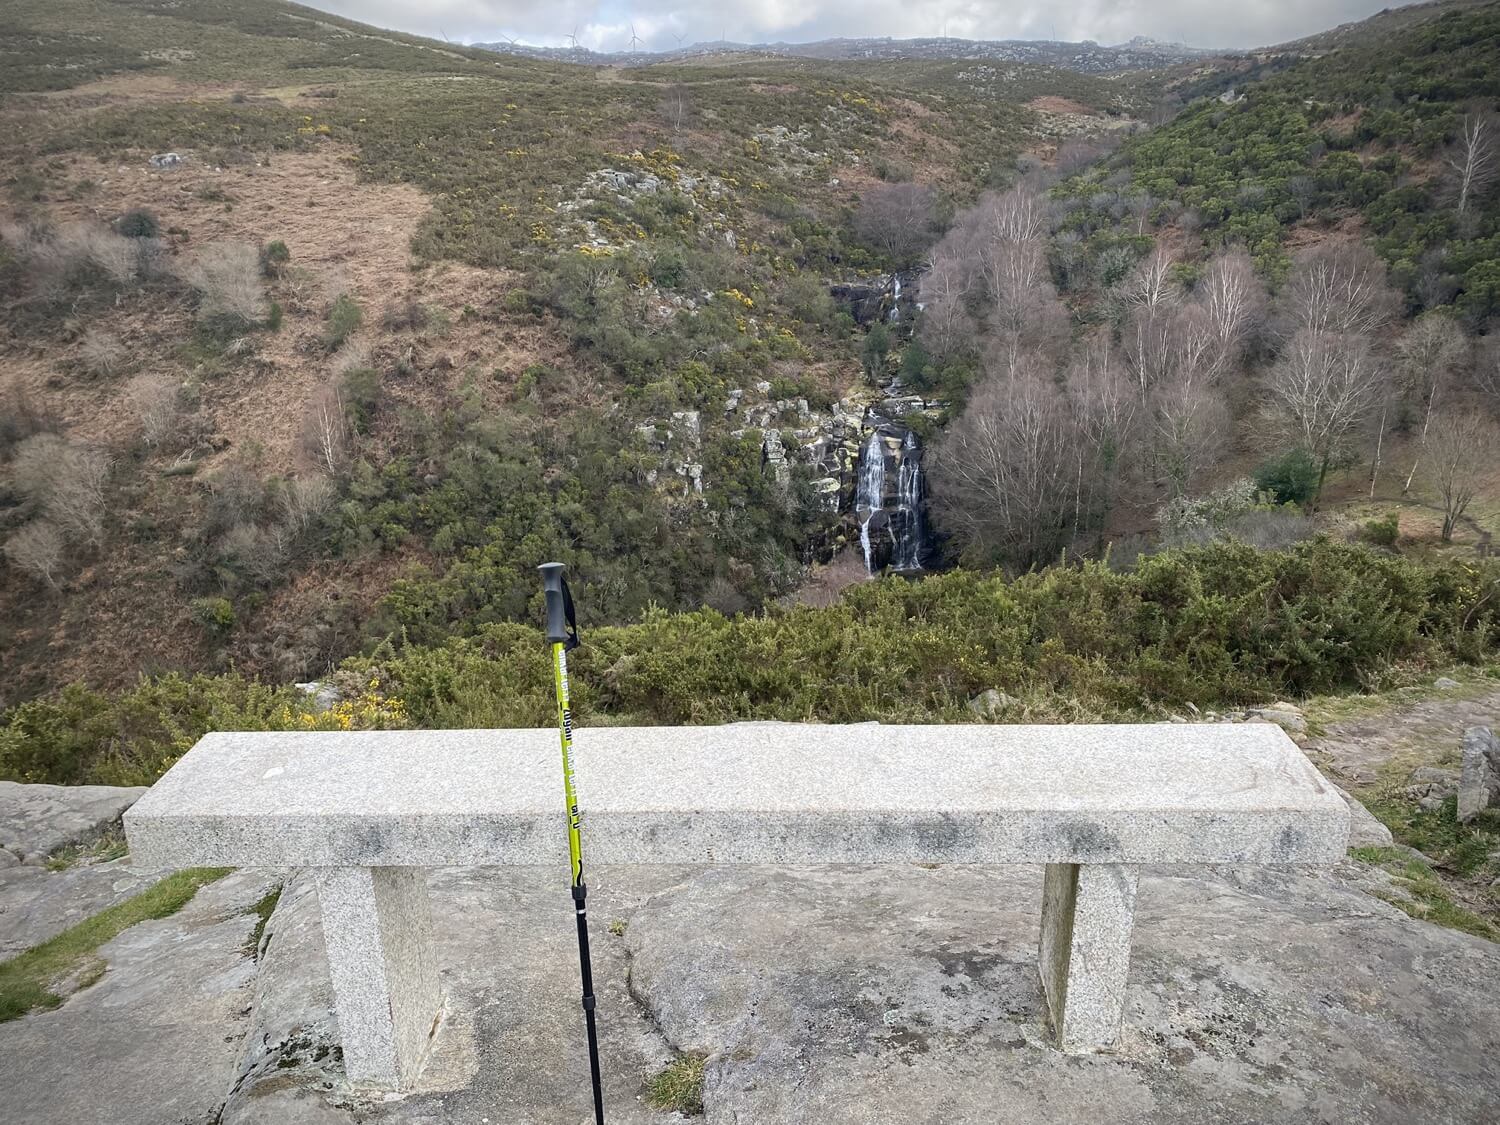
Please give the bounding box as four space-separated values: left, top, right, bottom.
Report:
470 34 1231 73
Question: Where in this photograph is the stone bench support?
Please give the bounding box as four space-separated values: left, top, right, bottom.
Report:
316 866 441 1088
1040 862 1139 1051
124 722 1349 1088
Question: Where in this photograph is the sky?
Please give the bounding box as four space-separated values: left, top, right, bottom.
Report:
299 0 1406 52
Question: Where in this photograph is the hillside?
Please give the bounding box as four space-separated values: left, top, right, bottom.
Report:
0 0 1498 717
471 34 1225 73
0 0 1147 702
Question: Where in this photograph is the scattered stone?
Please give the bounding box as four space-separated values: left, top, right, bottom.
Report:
1434 677 1460 690
1246 708 1307 734
669 409 701 446
0 780 148 862
1457 726 1498 823
1406 765 1461 803
148 152 183 169
966 689 1014 718
295 680 340 714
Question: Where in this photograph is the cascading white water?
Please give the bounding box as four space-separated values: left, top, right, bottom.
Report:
856 429 885 573
891 429 926 571
888 274 902 322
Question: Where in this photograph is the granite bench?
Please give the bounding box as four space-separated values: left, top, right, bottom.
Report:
123 722 1349 1089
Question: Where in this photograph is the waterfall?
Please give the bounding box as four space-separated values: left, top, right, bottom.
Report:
888 273 902 322
856 430 885 574
891 429 928 572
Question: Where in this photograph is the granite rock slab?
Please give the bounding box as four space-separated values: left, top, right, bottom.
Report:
126 724 1348 868
0 780 147 861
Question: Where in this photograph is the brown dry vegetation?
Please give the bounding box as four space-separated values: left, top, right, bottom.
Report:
0 137 589 696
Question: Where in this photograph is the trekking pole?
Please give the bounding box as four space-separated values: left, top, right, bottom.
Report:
540 562 605 1125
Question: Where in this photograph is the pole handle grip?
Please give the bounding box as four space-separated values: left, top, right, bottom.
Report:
539 562 580 650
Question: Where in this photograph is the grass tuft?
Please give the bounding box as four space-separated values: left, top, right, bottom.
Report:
0 867 230 1022
647 1052 707 1116
243 885 283 959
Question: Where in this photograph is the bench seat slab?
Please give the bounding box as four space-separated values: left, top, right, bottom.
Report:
1039 863 1139 1052
316 866 442 1088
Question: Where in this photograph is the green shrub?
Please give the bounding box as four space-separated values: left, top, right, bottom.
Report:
5 541 1500 787
189 596 236 635
324 293 363 350
1362 512 1401 547
266 301 283 332
0 674 307 785
1254 449 1320 506
861 323 891 376
260 239 290 277
115 209 159 239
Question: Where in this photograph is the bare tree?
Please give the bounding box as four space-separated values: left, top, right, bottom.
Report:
300 384 350 477
10 433 111 546
1475 335 1500 411
1395 314 1470 493
659 85 692 132
4 521 65 588
1280 243 1401 340
928 358 1076 568
1423 410 1497 541
279 474 335 534
1265 329 1386 500
852 182 938 266
1118 245 1181 318
915 239 976 358
1446 110 1496 218
78 328 127 378
968 186 1066 369
1196 246 1264 373
129 374 183 449
1150 373 1231 498
1064 329 1138 530
179 241 265 327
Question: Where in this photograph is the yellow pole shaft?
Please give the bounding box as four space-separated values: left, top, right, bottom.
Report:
552 641 584 888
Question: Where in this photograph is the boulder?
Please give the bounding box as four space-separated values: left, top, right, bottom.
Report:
1435 677 1460 690
0 780 148 862
1457 726 1499 823
967 689 1014 718
1331 785 1394 849
294 681 340 714
1407 765 1462 802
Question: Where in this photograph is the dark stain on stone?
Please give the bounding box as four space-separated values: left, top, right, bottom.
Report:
1057 819 1122 861
1275 825 1304 860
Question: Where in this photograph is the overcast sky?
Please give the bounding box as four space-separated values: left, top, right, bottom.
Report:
300 1 1405 52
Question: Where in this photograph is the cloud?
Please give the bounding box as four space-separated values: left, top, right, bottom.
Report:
302 0 1395 52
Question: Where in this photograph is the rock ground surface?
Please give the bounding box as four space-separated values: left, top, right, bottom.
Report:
0 779 147 862
3 700 1500 1124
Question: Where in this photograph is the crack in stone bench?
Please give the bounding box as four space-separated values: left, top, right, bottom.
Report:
123 722 1349 1089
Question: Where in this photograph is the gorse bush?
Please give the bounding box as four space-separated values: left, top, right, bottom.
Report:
325 293 363 350
5 540 1498 786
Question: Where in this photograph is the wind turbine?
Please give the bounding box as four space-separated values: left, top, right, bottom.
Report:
565 26 578 50
672 30 686 49
628 24 642 51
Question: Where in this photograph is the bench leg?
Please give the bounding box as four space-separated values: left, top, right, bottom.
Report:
1038 862 1138 1052
316 866 442 1089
